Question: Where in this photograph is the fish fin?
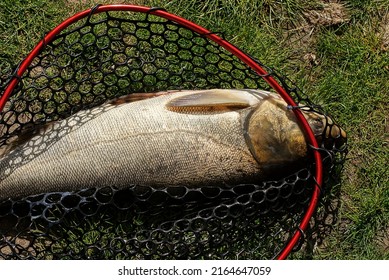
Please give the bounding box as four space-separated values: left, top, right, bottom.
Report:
0 122 53 157
166 89 270 113
109 90 182 106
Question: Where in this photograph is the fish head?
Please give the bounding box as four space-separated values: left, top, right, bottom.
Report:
245 98 311 172
302 110 347 150
245 96 347 177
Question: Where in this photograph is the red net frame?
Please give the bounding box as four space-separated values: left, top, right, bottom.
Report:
0 4 324 260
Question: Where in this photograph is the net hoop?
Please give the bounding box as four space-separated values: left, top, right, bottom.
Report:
0 4 323 260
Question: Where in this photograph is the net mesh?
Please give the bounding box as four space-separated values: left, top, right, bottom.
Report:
0 7 347 259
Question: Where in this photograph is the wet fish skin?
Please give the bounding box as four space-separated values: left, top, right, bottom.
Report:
0 89 345 200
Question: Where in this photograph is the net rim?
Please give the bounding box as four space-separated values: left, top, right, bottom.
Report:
0 4 323 260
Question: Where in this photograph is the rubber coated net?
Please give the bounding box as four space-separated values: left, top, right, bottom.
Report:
0 7 347 259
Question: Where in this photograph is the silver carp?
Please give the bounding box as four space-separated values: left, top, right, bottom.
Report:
0 89 346 200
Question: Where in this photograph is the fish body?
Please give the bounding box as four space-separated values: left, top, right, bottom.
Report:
0 89 346 200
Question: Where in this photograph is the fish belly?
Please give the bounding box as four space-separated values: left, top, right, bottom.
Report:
0 92 261 200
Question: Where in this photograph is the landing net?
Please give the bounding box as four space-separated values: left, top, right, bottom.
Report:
0 5 347 260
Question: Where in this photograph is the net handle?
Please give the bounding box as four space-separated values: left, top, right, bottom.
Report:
0 4 323 260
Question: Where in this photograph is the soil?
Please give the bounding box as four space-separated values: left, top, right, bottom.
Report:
283 1 350 68
303 2 349 27
0 236 35 258
380 12 389 51
376 227 389 255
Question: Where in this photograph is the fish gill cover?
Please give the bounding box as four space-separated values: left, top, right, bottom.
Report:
0 5 347 259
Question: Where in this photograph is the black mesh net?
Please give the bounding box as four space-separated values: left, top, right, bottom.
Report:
0 6 347 259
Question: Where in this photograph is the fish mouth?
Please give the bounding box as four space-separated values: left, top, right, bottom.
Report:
319 120 347 150
303 111 347 151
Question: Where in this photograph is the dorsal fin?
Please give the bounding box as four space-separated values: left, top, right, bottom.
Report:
165 89 270 113
0 122 53 157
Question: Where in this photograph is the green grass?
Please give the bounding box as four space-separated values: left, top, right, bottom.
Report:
1 0 388 259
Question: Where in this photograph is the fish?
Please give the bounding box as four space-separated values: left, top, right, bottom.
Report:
0 89 346 200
